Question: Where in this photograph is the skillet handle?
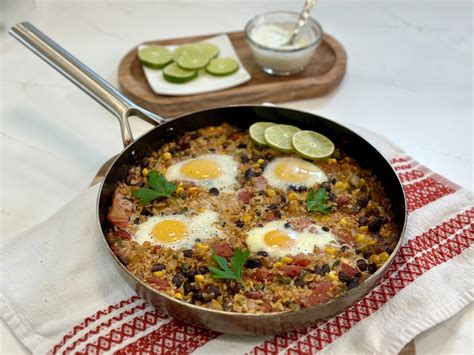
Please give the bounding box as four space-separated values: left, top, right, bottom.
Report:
9 22 167 147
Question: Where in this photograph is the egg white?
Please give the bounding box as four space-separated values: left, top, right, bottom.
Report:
246 220 337 258
165 153 239 192
134 210 221 249
262 157 327 190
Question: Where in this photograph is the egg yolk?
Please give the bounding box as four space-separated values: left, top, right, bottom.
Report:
274 160 314 183
180 159 222 180
264 230 294 248
152 220 187 243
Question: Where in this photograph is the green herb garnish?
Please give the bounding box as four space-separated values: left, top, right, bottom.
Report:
306 188 333 214
208 248 250 285
132 170 176 204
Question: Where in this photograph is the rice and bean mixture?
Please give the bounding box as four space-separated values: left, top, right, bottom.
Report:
106 123 399 313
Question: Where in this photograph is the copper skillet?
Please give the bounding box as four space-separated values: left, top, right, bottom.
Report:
10 22 407 335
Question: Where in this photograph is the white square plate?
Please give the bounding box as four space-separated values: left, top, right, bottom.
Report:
140 35 251 96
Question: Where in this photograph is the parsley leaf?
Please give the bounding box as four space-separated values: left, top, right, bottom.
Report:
306 188 333 214
132 170 176 204
208 248 250 285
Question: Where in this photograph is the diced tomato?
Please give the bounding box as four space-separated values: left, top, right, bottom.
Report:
281 265 303 278
340 263 359 278
247 291 264 299
113 229 131 240
336 195 350 207
261 300 273 312
213 241 233 258
253 176 268 190
265 211 279 222
290 218 314 232
147 277 169 290
301 281 332 307
238 189 251 204
251 269 274 282
338 231 353 244
107 192 133 229
294 257 311 267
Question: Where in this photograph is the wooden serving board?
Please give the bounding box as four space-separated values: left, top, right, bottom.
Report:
118 31 347 118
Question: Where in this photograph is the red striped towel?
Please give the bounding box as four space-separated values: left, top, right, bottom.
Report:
1 126 472 354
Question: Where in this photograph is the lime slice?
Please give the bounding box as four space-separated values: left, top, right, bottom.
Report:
196 42 220 59
172 44 190 62
177 52 209 70
206 58 239 76
264 124 301 152
249 122 275 146
163 63 197 83
138 46 172 69
292 130 335 159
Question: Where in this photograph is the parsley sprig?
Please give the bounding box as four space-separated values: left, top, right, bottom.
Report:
132 170 176 204
208 249 250 285
306 188 333 214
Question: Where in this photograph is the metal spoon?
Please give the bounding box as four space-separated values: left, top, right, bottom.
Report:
285 0 317 46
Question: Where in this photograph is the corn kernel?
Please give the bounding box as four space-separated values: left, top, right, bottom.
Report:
161 167 167 174
328 271 338 281
257 159 265 165
366 238 376 246
195 274 205 283
196 243 209 251
327 158 337 165
176 187 184 194
142 168 149 177
252 163 260 170
378 251 389 263
281 256 293 264
340 218 348 225
266 189 276 197
359 178 366 185
197 207 205 213
174 292 183 300
273 262 284 269
334 181 348 190
325 246 338 256
153 271 165 278
162 152 172 160
380 229 391 238
354 234 366 243
242 214 252 224
288 192 298 201
188 187 198 193
369 255 381 264
359 226 369 233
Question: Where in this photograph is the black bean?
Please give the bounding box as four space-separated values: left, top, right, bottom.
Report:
245 259 261 269
356 194 370 209
328 192 337 201
151 263 165 272
321 182 331 191
141 209 153 216
257 251 269 257
297 186 307 192
229 282 243 295
347 278 359 289
280 195 287 203
268 203 278 210
368 263 377 274
134 217 140 224
322 226 330 232
368 216 383 233
357 216 369 226
241 154 250 163
209 187 220 196
183 249 193 258
314 265 323 275
330 177 337 185
356 259 368 271
172 273 186 287
340 245 350 252
363 250 372 259
186 270 197 281
237 143 247 149
321 264 331 274
355 249 362 255
197 266 208 274
136 181 145 188
289 185 298 191
256 211 261 216
385 246 394 254
180 263 189 273
190 132 200 139
183 281 192 294
284 222 292 229
192 290 204 302
206 285 221 298
338 271 351 283
235 220 244 228
244 168 255 179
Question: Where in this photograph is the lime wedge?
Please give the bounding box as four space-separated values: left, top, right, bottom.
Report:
177 52 209 70
196 42 220 59
206 58 239 76
249 122 275 146
292 130 335 160
163 63 197 84
138 46 172 69
264 124 301 152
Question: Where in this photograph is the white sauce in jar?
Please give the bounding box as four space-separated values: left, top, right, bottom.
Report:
250 23 312 50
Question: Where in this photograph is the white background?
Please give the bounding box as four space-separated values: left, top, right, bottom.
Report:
1 0 472 353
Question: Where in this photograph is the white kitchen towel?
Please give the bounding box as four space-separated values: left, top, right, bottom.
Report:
1 126 473 355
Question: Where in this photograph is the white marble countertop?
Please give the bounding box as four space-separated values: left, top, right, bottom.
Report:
1 0 472 353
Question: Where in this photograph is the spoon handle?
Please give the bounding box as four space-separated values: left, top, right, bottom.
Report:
288 0 316 45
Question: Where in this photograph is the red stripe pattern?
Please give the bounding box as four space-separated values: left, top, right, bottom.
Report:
49 157 468 354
